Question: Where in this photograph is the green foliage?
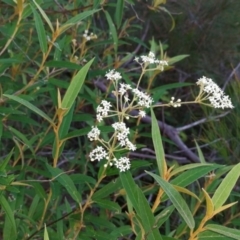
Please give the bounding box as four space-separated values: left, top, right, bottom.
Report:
0 0 239 239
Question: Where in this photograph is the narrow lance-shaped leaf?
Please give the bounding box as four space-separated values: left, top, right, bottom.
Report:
32 0 54 32
46 163 81 203
3 94 54 125
212 162 240 209
205 224 240 240
120 172 163 240
146 171 195 229
202 188 214 218
59 9 100 34
114 0 124 29
151 108 166 177
61 58 94 115
0 149 14 171
30 4 48 54
104 10 118 54
194 140 206 163
0 195 17 239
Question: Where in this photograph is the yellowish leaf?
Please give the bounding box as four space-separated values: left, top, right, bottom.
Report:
214 201 238 215
202 188 214 218
173 185 200 202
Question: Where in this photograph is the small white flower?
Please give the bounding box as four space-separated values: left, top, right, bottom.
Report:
112 122 130 141
96 100 112 122
132 88 153 108
96 114 103 122
125 139 136 151
89 146 107 162
88 126 100 141
148 51 155 58
105 69 122 81
134 57 139 62
119 83 132 95
114 157 131 172
196 76 234 109
139 110 146 118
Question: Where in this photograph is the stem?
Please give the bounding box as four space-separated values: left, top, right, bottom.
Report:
73 168 107 237
39 188 52 230
152 188 164 212
0 4 23 56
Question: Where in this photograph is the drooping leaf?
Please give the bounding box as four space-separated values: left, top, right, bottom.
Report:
146 171 195 229
3 94 54 125
46 164 81 203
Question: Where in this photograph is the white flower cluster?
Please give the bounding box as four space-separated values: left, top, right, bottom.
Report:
134 51 168 71
105 69 122 81
114 157 130 172
112 122 136 151
88 126 100 141
88 52 166 172
89 146 108 162
196 76 234 109
96 100 112 122
132 88 153 108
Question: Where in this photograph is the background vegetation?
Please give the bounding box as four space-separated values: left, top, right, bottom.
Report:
0 0 239 239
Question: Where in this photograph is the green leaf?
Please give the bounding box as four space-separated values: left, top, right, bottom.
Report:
146 171 195 229
45 60 82 70
0 195 17 239
3 94 54 125
60 9 100 34
120 171 163 240
0 149 14 172
154 205 175 228
198 230 235 239
104 10 118 54
151 108 166 177
205 224 240 240
114 0 124 29
137 189 163 240
8 126 34 154
28 195 40 218
195 140 206 163
0 58 23 64
92 178 121 200
212 163 240 209
52 104 75 158
170 163 215 177
0 120 2 141
32 0 54 32
61 58 94 114
94 199 121 212
30 4 48 54
46 164 81 203
170 165 220 187
110 226 132 238
168 54 189 65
